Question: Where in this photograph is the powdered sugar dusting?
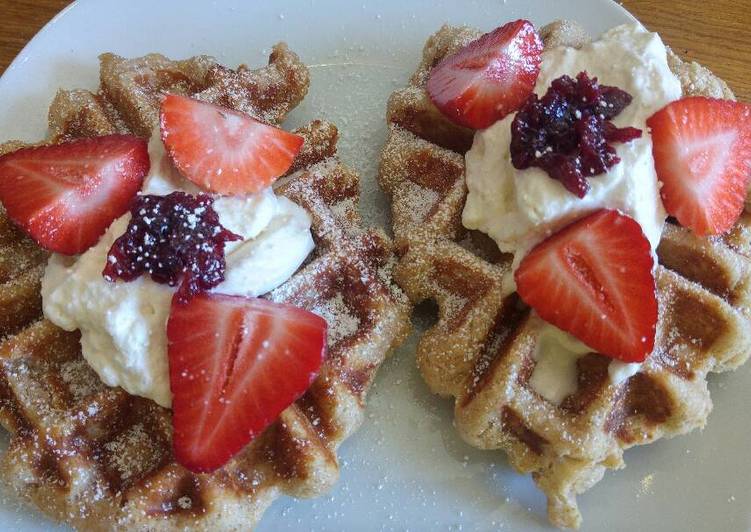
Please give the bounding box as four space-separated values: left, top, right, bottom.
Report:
312 293 361 346
104 423 160 482
60 358 103 401
401 182 440 224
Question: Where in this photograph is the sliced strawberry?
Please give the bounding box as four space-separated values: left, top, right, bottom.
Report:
647 97 751 236
160 95 304 195
515 209 657 363
0 135 149 255
426 19 543 130
167 292 327 473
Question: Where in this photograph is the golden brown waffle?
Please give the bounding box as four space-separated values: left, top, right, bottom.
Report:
379 20 751 529
0 47 410 529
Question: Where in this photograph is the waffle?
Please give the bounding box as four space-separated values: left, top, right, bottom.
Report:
378 20 751 529
0 46 411 529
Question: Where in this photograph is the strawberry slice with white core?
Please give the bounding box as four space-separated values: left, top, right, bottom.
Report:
426 19 543 130
647 96 751 236
515 209 657 363
167 292 327 473
160 95 304 195
0 135 148 255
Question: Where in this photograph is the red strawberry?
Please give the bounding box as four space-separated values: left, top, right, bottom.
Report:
0 135 149 255
426 19 543 130
515 209 657 363
167 292 327 473
647 97 751 236
160 95 304 195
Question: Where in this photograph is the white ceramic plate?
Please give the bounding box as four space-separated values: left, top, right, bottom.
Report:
1 1 749 530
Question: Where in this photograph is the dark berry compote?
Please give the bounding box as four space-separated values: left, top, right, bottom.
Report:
510 71 643 198
103 192 241 301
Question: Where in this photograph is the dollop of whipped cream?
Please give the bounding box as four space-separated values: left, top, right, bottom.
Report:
42 129 314 408
530 320 643 404
464 23 681 262
462 24 682 403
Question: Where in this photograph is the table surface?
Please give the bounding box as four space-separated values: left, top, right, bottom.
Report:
0 0 749 101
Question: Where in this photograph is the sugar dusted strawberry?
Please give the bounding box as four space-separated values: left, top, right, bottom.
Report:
647 97 751 236
167 292 327 473
426 19 543 130
515 209 657 363
0 135 149 255
160 95 304 195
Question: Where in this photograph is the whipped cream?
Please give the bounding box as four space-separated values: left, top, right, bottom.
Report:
529 320 591 404
42 130 314 408
461 24 682 402
530 319 642 404
463 23 681 263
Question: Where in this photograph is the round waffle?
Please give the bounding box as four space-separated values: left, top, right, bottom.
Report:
0 45 410 529
378 20 751 529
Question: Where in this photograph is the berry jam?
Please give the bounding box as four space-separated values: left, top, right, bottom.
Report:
510 71 643 198
103 192 241 301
